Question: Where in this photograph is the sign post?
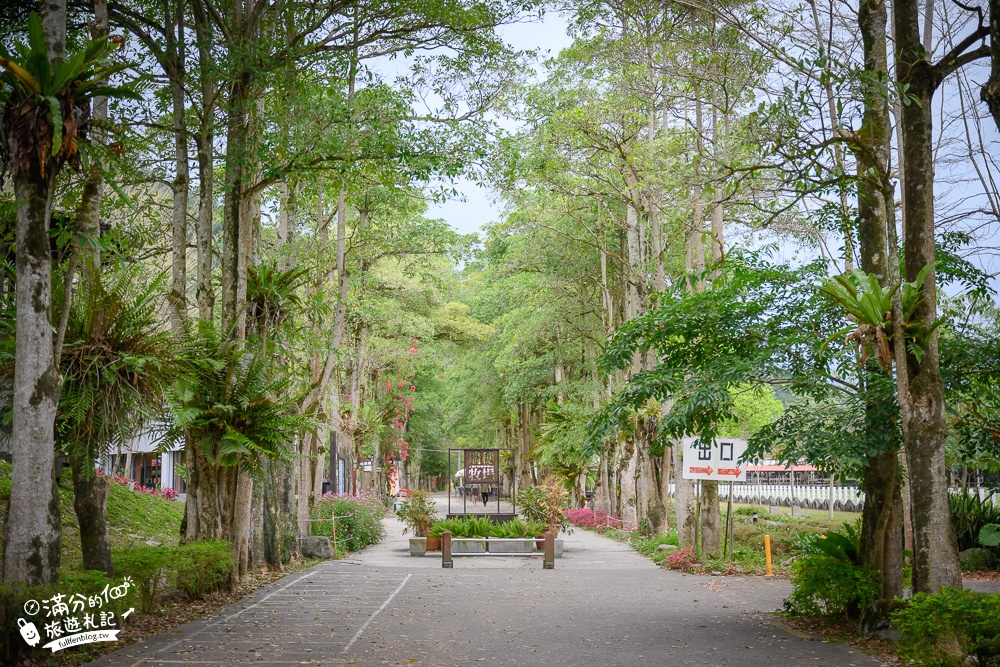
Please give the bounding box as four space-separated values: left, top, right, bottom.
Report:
680 437 748 482
681 438 748 558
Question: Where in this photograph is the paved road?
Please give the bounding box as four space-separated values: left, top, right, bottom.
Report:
86 510 884 667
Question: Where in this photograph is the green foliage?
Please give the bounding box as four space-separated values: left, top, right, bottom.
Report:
489 518 547 538
428 517 464 538
783 555 880 618
0 11 137 181
515 480 569 530
891 589 1000 666
165 326 310 472
804 521 861 564
589 253 839 454
174 541 233 600
311 494 386 552
819 265 935 367
718 384 784 439
111 540 232 613
246 262 309 337
819 269 897 332
980 524 1000 548
112 545 173 613
535 401 595 487
959 548 995 572
57 265 176 469
428 515 500 539
949 492 1000 562
396 490 438 537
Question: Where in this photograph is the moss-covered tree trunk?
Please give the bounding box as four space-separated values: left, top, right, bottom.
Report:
854 0 904 601
892 0 963 592
2 0 66 585
70 456 112 575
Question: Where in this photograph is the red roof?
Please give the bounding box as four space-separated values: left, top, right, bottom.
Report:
746 464 818 473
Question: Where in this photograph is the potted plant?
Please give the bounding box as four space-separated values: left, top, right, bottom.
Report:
428 517 465 551
516 478 570 542
397 490 437 556
451 515 491 554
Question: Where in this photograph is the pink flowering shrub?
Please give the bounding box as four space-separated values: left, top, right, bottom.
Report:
565 508 635 532
110 473 179 500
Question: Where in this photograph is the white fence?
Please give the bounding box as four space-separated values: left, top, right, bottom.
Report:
668 483 998 513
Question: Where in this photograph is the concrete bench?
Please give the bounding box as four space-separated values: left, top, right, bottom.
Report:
441 531 556 569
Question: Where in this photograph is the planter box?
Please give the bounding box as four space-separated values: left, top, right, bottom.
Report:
409 537 427 557
452 539 487 554
487 538 533 554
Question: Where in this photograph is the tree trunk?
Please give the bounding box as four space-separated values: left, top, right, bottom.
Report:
854 0 905 600
618 438 638 528
860 451 903 598
892 0 963 593
4 176 62 584
220 74 251 339
70 456 112 575
166 0 188 334
231 470 253 579
192 0 215 322
673 443 696 548
981 0 1000 129
700 481 721 555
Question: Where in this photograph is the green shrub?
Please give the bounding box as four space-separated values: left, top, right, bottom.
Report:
429 517 463 538
175 540 232 600
960 547 995 572
490 518 546 539
892 588 1000 666
950 492 1000 563
312 493 386 552
428 515 495 538
783 555 880 619
113 545 174 613
515 480 569 531
787 530 826 555
734 506 766 516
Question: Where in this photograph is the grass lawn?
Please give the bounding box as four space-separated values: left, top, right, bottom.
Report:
0 460 185 571
576 500 864 575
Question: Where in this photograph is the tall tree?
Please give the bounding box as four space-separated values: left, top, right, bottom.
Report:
892 0 987 593
1 2 67 585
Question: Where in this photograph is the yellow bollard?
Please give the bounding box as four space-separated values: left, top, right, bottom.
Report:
764 534 773 576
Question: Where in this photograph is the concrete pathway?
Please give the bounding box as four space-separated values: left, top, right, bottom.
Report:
86 507 885 667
